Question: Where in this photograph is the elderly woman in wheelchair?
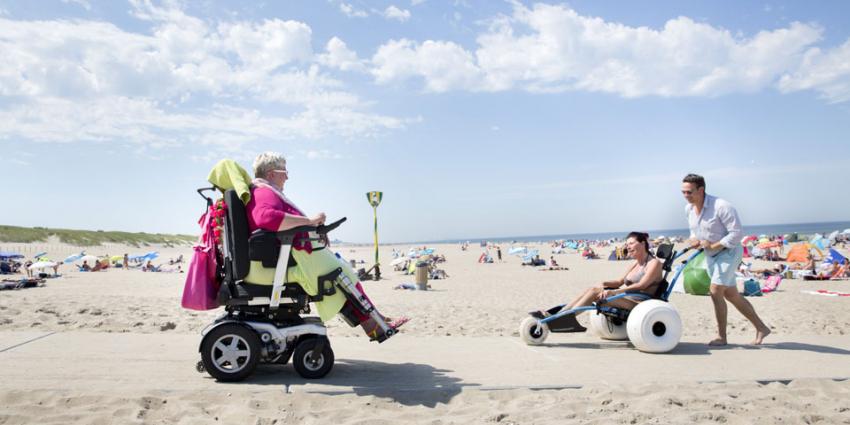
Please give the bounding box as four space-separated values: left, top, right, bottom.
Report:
196 153 407 382
521 232 696 353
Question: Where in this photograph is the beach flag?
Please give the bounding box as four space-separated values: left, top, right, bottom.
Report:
366 191 383 270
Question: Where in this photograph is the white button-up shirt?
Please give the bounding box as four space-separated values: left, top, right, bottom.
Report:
686 194 743 255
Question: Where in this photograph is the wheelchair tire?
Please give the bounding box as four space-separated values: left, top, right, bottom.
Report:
588 311 628 341
200 323 261 382
519 316 549 345
292 338 334 379
626 300 682 353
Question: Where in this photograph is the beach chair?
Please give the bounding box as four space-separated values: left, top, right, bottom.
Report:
761 275 782 293
520 245 701 353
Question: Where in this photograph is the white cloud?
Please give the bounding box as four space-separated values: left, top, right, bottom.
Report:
303 149 342 160
317 37 367 72
778 39 850 103
383 5 411 22
371 39 484 92
0 97 405 152
339 3 368 18
368 2 842 101
61 0 92 10
0 2 407 153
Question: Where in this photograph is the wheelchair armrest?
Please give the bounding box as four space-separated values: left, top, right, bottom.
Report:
273 217 347 242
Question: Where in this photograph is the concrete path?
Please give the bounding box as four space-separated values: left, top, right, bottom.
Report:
2 331 849 394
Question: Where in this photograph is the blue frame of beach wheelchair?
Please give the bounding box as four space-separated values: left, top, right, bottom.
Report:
520 245 703 353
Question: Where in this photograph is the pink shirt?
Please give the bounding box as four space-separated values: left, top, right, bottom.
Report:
246 186 313 253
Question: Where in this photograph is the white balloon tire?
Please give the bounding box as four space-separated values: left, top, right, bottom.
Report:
519 317 549 345
626 300 682 353
588 311 629 340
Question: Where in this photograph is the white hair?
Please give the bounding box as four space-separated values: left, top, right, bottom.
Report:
253 152 286 179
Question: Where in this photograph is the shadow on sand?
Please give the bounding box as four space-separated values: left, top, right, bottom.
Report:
538 340 850 356
220 358 478 407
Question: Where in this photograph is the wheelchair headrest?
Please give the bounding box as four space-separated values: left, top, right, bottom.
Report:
654 244 675 271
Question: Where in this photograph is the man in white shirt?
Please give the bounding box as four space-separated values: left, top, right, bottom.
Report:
682 174 771 346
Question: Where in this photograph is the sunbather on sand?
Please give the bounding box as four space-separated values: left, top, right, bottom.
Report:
805 260 847 280
749 264 786 277
790 254 816 272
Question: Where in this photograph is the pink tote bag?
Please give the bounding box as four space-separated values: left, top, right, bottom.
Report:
181 209 220 310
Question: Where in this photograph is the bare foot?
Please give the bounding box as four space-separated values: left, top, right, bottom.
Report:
389 316 410 329
752 327 771 345
708 337 727 346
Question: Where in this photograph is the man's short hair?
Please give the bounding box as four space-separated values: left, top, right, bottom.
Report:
682 173 705 189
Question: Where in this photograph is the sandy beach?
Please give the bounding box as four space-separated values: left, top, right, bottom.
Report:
2 241 850 424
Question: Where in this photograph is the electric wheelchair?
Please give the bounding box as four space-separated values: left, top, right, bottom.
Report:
194 187 396 382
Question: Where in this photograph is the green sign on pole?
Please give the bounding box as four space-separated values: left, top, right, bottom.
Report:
366 191 383 270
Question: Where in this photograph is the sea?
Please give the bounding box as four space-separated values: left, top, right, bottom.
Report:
421 221 850 245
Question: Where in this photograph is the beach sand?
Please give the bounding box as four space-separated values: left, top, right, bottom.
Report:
2 241 850 423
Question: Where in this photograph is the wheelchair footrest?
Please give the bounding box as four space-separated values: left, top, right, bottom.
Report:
548 312 588 333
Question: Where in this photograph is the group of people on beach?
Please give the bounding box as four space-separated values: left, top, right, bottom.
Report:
233 152 772 346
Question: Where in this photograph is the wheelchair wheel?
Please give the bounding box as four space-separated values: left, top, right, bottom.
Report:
292 337 334 379
588 311 628 341
519 317 549 345
200 324 261 382
626 300 682 353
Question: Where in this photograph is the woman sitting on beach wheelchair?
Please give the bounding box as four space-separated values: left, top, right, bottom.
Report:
534 232 662 317
521 232 699 353
196 153 407 382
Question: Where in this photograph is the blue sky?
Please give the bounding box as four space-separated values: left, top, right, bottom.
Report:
1 0 849 243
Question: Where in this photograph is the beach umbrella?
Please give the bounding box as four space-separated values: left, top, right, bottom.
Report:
842 228 850 235
823 249 847 265
810 235 830 250
77 255 99 264
63 252 85 264
0 251 24 260
508 247 527 256
138 252 159 262
28 261 56 270
521 249 540 262
741 235 758 246
828 231 839 241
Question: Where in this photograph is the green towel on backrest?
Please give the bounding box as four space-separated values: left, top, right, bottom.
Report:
207 159 252 204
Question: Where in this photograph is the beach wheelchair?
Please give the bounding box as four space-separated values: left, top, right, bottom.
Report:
519 245 702 353
195 188 395 382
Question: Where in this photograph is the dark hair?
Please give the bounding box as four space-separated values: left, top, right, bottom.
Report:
626 232 651 254
683 173 705 189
